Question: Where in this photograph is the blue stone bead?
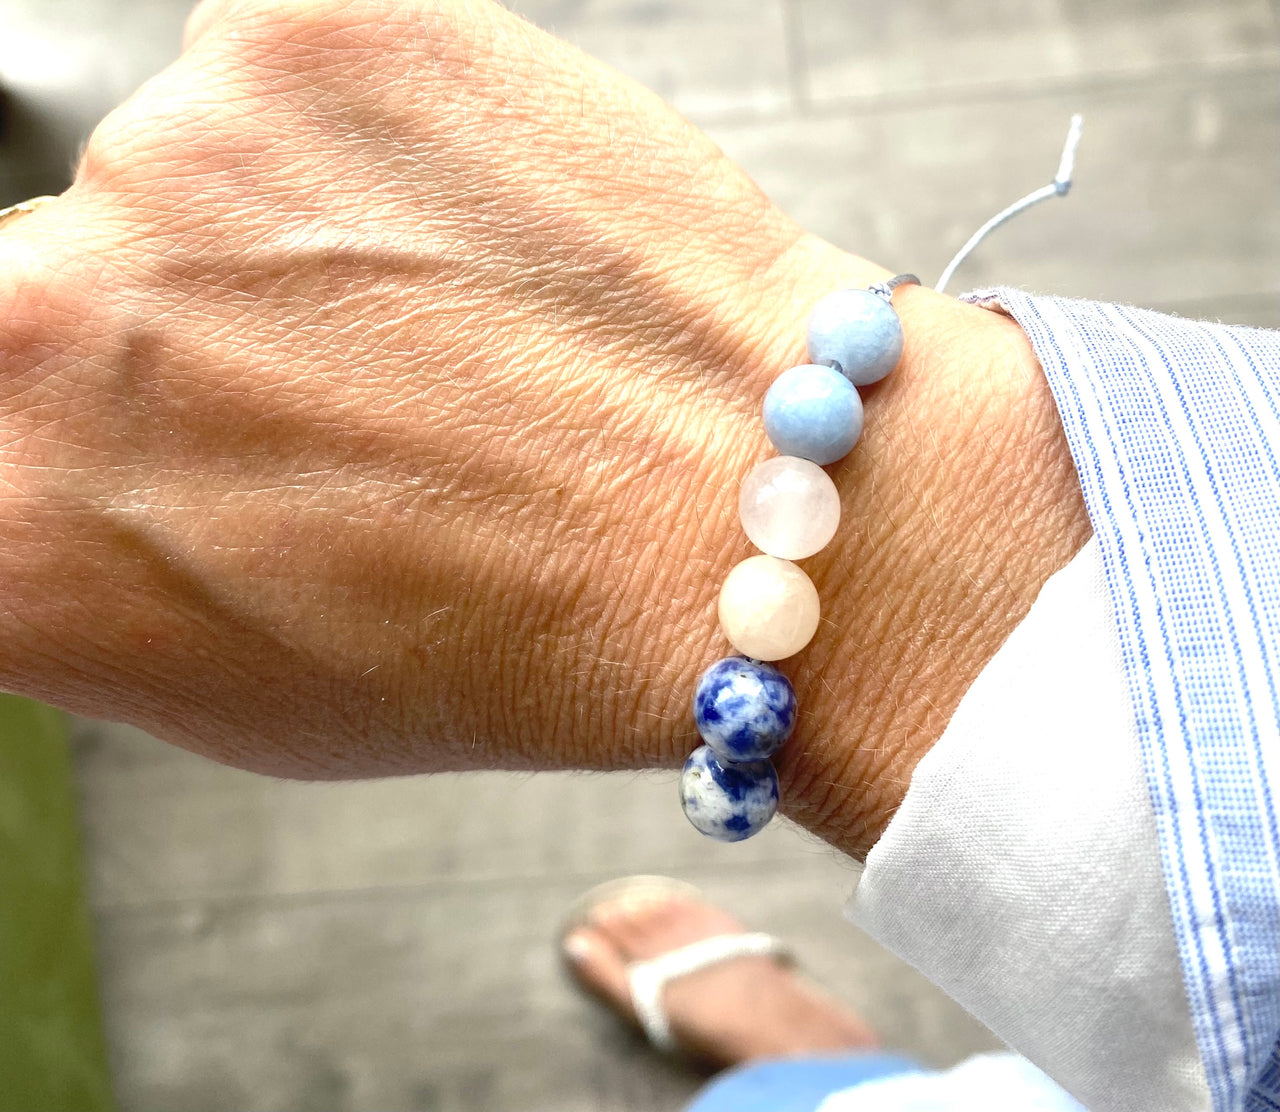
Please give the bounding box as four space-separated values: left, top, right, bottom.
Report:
693 656 796 762
806 288 904 386
680 745 779 842
763 364 864 465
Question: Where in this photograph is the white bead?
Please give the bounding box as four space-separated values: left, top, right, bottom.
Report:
738 456 841 560
717 555 820 661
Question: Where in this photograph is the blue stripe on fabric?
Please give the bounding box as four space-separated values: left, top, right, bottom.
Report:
1039 309 1234 1099
998 297 1236 1103
1112 306 1271 1077
1214 327 1280 893
1126 308 1280 1069
1110 309 1280 1110
963 290 1280 1112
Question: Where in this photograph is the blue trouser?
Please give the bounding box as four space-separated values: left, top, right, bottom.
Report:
686 1053 923 1112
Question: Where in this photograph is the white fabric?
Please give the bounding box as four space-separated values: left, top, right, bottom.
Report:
843 538 1211 1111
817 1053 1086 1112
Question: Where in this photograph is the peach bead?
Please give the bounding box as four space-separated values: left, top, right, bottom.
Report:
717 555 820 661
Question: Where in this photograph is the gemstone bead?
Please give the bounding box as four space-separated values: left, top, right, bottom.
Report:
739 456 841 560
763 364 864 465
693 656 796 762
679 745 779 842
807 288 903 386
718 555 820 661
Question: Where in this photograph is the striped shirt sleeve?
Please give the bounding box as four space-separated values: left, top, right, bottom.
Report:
965 291 1280 1112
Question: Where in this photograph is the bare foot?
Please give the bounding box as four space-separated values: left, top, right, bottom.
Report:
563 888 880 1068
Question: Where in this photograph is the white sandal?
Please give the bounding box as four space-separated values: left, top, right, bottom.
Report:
561 875 795 1054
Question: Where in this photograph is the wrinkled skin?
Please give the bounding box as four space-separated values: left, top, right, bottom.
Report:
0 0 1088 856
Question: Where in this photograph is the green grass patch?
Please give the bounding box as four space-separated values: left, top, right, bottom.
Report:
0 696 114 1112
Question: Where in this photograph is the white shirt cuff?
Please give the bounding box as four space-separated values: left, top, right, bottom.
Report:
845 538 1210 1111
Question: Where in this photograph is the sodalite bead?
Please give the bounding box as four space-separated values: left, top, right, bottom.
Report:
694 656 796 762
680 745 779 842
807 288 903 386
763 365 864 466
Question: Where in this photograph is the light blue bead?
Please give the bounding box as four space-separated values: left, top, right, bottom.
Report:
680 745 779 842
694 656 796 762
807 288 903 386
763 365 864 465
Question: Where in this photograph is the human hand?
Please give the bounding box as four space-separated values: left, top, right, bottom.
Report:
0 0 1087 856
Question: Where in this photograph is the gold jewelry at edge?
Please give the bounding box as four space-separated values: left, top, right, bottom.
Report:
0 196 58 231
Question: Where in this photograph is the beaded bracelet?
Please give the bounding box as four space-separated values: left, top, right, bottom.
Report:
679 114 1085 842
679 273 919 842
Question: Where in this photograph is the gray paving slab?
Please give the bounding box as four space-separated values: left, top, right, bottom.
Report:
503 0 795 124
1150 292 1280 330
70 720 848 909
795 0 1278 104
704 69 1280 310
92 841 997 1112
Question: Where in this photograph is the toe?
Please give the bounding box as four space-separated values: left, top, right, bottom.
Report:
563 926 635 1018
590 896 748 963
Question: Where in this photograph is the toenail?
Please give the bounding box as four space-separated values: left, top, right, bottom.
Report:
564 930 594 964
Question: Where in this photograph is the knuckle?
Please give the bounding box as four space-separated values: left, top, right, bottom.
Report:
76 104 148 188
76 74 199 190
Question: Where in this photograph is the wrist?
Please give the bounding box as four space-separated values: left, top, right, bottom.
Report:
659 236 1090 859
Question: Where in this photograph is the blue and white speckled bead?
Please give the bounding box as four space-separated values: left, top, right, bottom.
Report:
679 745 779 842
682 277 918 842
762 364 864 465
693 656 796 762
807 288 903 386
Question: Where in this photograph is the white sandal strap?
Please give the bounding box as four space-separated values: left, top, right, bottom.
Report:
627 932 793 1053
